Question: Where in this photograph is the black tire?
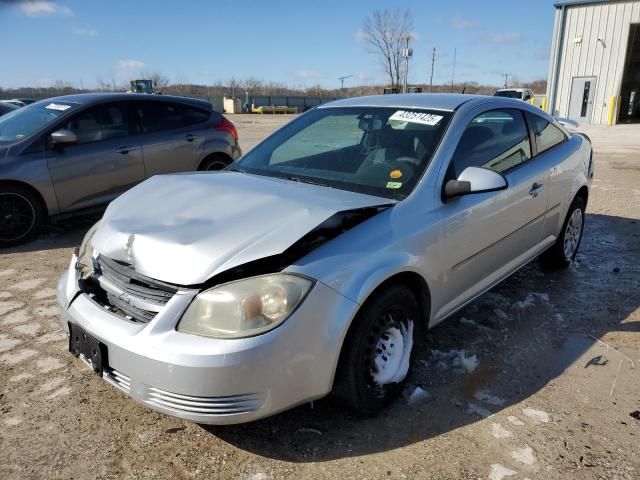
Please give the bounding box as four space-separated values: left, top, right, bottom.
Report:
0 185 44 248
540 196 585 269
199 154 231 171
334 284 421 415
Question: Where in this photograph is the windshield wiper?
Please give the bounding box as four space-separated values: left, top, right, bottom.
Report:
283 175 330 188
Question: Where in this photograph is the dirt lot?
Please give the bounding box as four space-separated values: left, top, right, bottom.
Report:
1 115 639 480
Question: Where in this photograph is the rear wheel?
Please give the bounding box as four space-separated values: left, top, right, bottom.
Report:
0 185 44 248
541 197 585 269
334 284 420 415
199 154 231 171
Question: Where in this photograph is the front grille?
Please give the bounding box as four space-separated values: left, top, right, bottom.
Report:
145 387 267 416
84 256 178 324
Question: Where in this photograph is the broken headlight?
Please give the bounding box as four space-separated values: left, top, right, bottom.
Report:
177 274 314 339
76 221 100 275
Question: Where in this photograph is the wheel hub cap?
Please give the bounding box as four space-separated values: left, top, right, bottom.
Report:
563 208 583 259
371 326 405 385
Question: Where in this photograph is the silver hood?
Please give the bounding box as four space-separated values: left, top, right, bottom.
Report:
91 171 390 285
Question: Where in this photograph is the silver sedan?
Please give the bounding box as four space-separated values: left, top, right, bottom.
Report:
57 94 592 424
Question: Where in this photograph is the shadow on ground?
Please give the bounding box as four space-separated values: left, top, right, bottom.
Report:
206 213 640 461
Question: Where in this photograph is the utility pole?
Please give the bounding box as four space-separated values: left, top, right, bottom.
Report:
429 47 436 93
401 36 412 93
503 73 511 89
451 48 457 93
338 74 353 92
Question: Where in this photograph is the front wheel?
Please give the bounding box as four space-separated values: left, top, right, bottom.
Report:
0 186 44 248
541 197 585 269
334 285 420 415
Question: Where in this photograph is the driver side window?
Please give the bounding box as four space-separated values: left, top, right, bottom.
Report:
450 109 531 178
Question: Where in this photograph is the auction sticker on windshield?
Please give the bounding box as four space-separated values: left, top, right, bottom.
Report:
389 110 443 126
45 103 71 111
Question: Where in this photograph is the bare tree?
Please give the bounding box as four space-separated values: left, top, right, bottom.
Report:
226 77 241 98
361 9 414 88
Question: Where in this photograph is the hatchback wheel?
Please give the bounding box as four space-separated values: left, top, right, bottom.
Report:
541 196 585 268
199 154 231 171
0 186 44 248
334 285 420 415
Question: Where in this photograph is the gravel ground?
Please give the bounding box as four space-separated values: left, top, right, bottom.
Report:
1 116 639 480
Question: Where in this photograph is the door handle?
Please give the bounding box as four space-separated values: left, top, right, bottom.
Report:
116 146 133 154
184 133 196 142
529 182 544 198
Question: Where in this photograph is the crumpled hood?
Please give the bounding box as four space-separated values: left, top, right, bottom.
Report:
92 171 390 285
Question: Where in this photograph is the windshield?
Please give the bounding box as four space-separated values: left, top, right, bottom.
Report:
234 107 451 199
494 90 523 99
0 101 75 144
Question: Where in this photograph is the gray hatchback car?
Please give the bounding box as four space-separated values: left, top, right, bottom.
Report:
0 93 241 247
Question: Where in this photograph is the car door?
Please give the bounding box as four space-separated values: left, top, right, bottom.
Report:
525 112 572 240
46 101 145 212
132 101 205 176
433 108 550 320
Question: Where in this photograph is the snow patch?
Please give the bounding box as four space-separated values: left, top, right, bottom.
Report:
0 269 16 277
37 331 67 344
404 386 431 404
1 348 38 365
10 372 33 382
474 389 505 406
37 376 67 394
0 301 24 316
10 278 46 292
489 464 517 480
32 288 57 300
247 474 268 480
371 320 413 385
4 417 22 426
515 293 550 309
431 349 479 373
507 415 525 426
0 337 22 352
490 422 513 439
36 357 65 373
34 305 59 317
1 309 30 325
47 386 72 399
522 407 550 423
13 323 41 336
511 446 537 465
0 291 12 299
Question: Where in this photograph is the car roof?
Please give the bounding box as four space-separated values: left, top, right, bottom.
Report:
496 88 528 92
37 92 212 109
318 93 486 112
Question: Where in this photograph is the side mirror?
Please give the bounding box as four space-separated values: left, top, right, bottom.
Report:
445 166 508 200
50 129 77 146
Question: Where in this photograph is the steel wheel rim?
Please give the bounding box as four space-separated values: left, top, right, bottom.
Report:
363 307 409 395
0 193 36 242
563 208 583 259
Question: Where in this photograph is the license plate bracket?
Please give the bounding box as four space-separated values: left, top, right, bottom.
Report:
69 323 107 375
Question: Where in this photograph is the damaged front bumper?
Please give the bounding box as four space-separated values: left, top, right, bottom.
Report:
57 255 359 424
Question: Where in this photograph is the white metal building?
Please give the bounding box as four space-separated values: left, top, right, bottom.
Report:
546 0 640 124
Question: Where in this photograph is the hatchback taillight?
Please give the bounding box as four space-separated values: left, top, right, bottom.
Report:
215 117 238 141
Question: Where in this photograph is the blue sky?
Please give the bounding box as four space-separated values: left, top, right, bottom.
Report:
1 0 558 89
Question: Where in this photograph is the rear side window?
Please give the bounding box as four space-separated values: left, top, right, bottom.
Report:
450 108 532 176
135 102 210 133
65 103 129 144
182 106 210 126
527 113 566 154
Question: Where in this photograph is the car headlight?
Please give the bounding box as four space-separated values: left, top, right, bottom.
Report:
177 274 314 339
76 221 100 274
